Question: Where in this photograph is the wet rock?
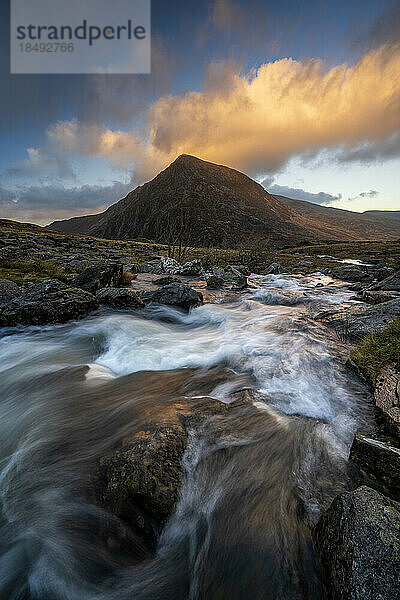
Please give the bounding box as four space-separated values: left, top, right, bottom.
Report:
330 265 372 283
315 298 400 341
362 290 400 304
178 259 203 276
314 485 400 600
206 274 224 289
0 279 98 327
265 262 282 275
92 396 230 559
0 279 22 305
221 265 247 289
367 269 400 292
375 365 400 437
142 283 203 311
96 287 145 309
154 275 181 286
350 433 400 494
71 263 124 294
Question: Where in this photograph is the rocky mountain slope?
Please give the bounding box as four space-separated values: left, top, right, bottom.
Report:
47 155 400 246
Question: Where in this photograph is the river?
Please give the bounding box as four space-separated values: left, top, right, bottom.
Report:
0 273 372 600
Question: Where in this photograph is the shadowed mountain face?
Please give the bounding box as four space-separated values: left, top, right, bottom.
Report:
47 155 400 247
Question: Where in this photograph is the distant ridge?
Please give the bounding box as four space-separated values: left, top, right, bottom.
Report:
47 155 400 246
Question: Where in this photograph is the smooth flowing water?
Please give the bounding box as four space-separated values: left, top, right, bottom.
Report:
0 274 372 600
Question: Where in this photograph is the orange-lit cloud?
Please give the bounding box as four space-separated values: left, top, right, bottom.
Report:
49 43 400 181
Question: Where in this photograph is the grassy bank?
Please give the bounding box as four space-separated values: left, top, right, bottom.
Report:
0 260 77 284
351 319 400 385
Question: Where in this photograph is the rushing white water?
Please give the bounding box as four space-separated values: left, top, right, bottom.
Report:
0 273 372 600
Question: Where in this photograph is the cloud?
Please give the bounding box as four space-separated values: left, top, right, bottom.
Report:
7 147 75 181
261 176 341 205
0 181 131 225
47 43 400 182
348 189 379 201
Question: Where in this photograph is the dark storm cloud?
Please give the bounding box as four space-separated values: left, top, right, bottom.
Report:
0 180 132 223
261 177 341 205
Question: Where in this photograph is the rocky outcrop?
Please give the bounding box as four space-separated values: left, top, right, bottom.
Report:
362 290 400 304
0 279 22 304
71 263 124 294
315 298 400 340
314 486 400 600
142 283 203 311
0 279 98 326
330 264 372 283
375 365 400 437
350 433 400 494
367 269 400 292
96 287 145 309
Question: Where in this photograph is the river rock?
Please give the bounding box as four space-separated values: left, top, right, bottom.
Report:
265 262 282 275
315 298 400 341
0 279 99 327
178 259 203 276
142 283 203 311
350 433 400 494
375 365 400 437
330 265 372 283
206 274 224 289
367 269 400 292
222 266 247 289
92 395 231 559
0 279 22 304
96 287 145 309
362 290 400 304
71 263 124 294
314 485 400 600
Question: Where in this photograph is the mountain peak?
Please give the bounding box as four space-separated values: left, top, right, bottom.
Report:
47 156 400 245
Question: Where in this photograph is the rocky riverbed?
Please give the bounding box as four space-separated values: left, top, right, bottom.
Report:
0 225 399 600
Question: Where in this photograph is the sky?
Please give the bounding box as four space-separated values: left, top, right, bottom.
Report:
0 0 399 225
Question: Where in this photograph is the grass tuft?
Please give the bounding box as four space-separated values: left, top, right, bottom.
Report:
0 260 77 284
351 319 400 385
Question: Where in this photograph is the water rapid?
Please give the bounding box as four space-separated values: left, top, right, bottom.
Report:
0 273 372 600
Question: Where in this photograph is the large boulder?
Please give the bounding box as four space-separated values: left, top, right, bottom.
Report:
0 279 22 305
315 298 400 341
367 269 400 292
330 265 372 283
362 290 400 304
0 279 98 327
92 393 235 560
142 283 203 311
314 486 400 600
375 365 400 437
350 433 400 494
71 263 124 294
96 287 145 309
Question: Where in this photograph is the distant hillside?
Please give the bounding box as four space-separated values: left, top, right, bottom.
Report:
47 155 400 246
